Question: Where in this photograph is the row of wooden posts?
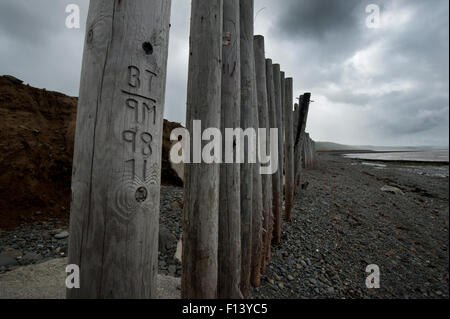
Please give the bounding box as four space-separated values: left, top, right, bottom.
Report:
67 0 315 299
183 0 316 299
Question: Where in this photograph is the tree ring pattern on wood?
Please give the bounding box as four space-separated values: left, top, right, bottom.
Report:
111 162 160 223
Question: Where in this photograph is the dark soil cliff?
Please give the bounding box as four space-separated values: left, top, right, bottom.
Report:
0 76 182 228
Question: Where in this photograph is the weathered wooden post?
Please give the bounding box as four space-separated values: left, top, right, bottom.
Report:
303 133 309 168
312 139 317 167
251 100 263 288
182 0 223 299
239 0 255 298
294 93 311 190
253 35 271 275
272 64 283 245
249 34 263 289
67 0 172 299
218 0 241 299
293 96 303 173
284 78 295 222
280 72 286 186
265 59 279 251
294 96 304 190
293 103 299 143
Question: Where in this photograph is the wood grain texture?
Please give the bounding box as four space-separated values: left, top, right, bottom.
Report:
253 35 271 275
67 0 172 299
239 0 255 298
250 53 263 289
293 103 299 144
182 0 223 299
218 0 242 299
265 58 277 256
272 64 282 245
280 71 286 190
284 78 295 222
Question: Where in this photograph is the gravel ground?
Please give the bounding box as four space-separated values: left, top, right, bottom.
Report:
0 186 184 277
252 153 449 299
1 153 448 299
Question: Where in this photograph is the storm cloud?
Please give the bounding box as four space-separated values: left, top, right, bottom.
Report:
0 0 448 147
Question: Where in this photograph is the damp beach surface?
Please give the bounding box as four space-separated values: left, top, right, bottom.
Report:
342 150 449 164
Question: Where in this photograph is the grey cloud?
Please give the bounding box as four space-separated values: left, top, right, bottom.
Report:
276 0 364 39
0 0 447 147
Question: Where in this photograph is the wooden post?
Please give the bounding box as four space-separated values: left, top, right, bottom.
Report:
280 72 286 188
294 93 311 190
303 133 309 168
294 96 304 190
272 64 282 245
293 103 299 143
218 0 241 299
293 96 303 188
292 100 299 183
253 35 271 275
239 0 255 299
284 78 295 222
312 139 316 167
182 0 223 299
249 34 263 289
67 0 172 299
265 59 279 251
251 101 263 288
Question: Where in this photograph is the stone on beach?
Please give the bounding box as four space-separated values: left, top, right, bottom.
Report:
381 185 405 195
54 231 69 240
0 256 18 267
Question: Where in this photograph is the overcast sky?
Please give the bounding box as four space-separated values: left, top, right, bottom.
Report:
0 0 448 147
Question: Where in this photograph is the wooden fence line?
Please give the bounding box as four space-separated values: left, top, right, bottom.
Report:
69 0 318 300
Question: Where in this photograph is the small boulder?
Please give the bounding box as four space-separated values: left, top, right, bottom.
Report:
21 252 42 264
168 265 177 275
174 239 182 263
0 256 18 267
54 231 69 239
170 201 182 211
381 185 404 195
159 225 177 253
